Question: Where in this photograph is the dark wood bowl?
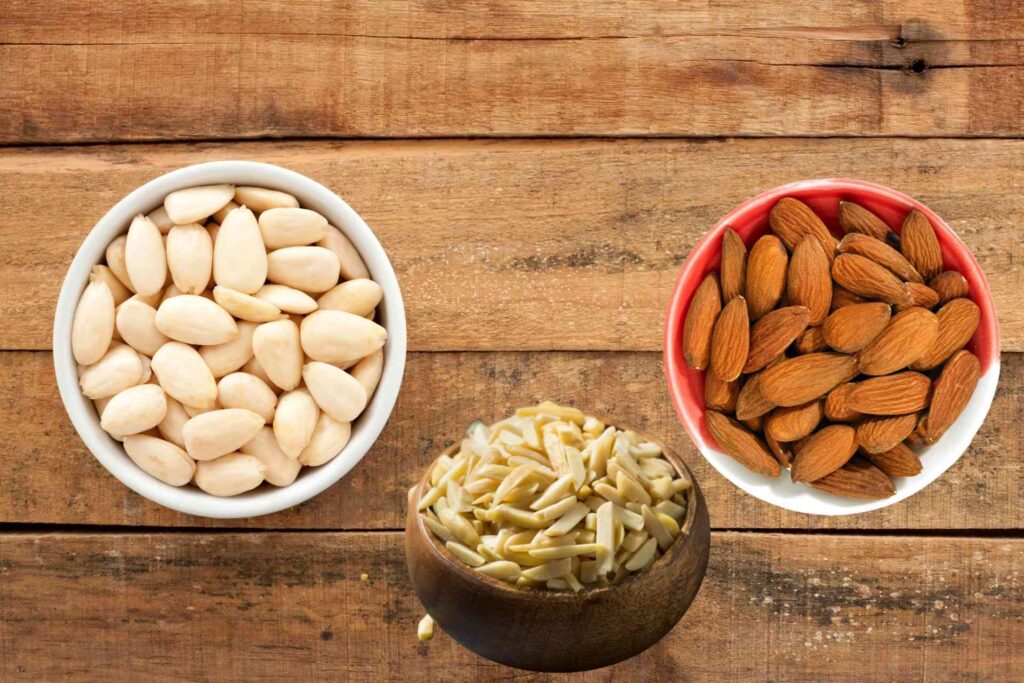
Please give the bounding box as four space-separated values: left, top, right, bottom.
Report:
405 421 711 672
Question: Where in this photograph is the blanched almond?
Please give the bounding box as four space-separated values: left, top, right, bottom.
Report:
242 355 277 391
194 453 267 497
164 184 235 225
157 396 190 448
302 361 368 422
255 284 318 314
125 214 167 296
259 207 328 249
147 205 174 233
166 223 213 294
318 225 369 280
234 186 299 213
214 206 268 294
72 277 115 365
200 320 257 378
124 434 195 486
79 343 144 399
155 295 238 345
299 414 352 466
105 235 134 292
151 342 218 409
218 372 277 422
266 246 340 293
115 298 169 356
91 265 132 306
317 279 383 316
274 389 320 458
239 427 301 486
100 384 167 437
213 286 282 323
300 310 387 364
212 200 240 225
252 319 303 391
182 408 265 461
349 348 384 398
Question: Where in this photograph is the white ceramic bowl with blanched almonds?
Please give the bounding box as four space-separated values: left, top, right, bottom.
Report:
53 161 406 518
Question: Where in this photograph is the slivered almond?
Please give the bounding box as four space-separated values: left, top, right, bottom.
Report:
845 372 931 415
790 425 857 483
705 410 780 478
831 254 911 306
864 443 922 478
822 302 891 353
810 459 896 499
910 298 980 370
900 210 943 281
793 326 827 354
897 282 940 311
838 232 922 283
709 296 749 382
735 372 776 421
743 305 809 373
765 401 822 442
787 236 832 325
720 229 747 302
922 350 980 443
858 307 938 376
704 373 739 413
856 413 919 453
838 201 895 244
824 383 862 422
683 273 721 370
758 353 858 407
745 235 788 320
768 197 837 257
929 271 969 305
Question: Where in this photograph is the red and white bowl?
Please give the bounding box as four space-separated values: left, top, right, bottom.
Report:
664 179 1000 515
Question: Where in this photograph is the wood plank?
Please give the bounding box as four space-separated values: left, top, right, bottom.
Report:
3 351 1019 530
1 530 1020 681
1 138 1021 352
1 2 1023 142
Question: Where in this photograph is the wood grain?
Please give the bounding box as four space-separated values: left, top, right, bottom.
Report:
1 530 1020 681
2 138 1022 352
1 2 1023 142
3 350 1019 530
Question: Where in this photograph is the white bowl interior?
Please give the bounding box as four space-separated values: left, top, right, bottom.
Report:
53 161 407 519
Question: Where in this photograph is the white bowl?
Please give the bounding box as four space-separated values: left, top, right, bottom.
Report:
53 161 407 519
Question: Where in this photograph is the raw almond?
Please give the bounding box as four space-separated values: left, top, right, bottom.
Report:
831 254 911 306
765 401 822 443
704 410 780 477
845 371 931 415
200 320 257 378
765 432 793 467
274 388 320 458
318 225 370 281
182 408 265 461
166 223 213 294
194 453 267 497
115 298 169 356
683 273 721 370
213 286 282 323
929 271 969 305
858 307 938 375
838 201 895 244
151 341 218 409
745 235 788 320
214 206 268 294
164 184 235 225
741 415 763 432
810 459 896 499
838 232 922 283
830 285 866 311
318 279 384 317
743 306 809 373
793 326 827 354
302 361 369 422
704 373 739 413
900 210 943 281
252 319 304 391
768 197 837 257
734 372 777 423
234 186 299 213
758 353 858 407
299 310 388 365
864 442 922 478
239 427 302 487
100 384 168 437
72 276 115 365
910 298 980 370
156 294 238 345
79 343 144 399
124 434 196 486
822 302 890 353
897 282 940 311
298 414 352 466
91 265 132 306
217 372 278 423
255 284 319 315
709 296 750 382
790 425 857 483
720 229 747 302
349 348 384 397
824 383 862 422
259 207 328 249
856 413 918 453
922 349 980 443
787 237 832 325
267 246 341 293
125 215 167 296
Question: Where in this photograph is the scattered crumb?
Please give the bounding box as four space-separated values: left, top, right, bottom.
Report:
360 573 369 582
417 614 435 642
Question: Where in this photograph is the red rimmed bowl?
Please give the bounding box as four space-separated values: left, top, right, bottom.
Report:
664 179 1000 515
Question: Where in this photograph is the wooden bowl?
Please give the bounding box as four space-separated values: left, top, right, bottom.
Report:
405 422 711 672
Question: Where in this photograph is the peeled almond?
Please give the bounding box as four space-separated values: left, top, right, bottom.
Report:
302 362 368 422
240 427 302 486
234 186 300 213
266 246 340 293
200 320 257 378
212 286 282 323
182 408 265 461
349 348 384 397
139 354 153 383
252 319 303 391
214 206 268 294
273 389 320 458
255 284 318 314
258 207 328 249
158 396 190 448
166 223 213 294
299 414 352 466
104 235 134 292
194 453 266 497
317 279 383 317
242 355 277 391
155 295 238 345
91 265 132 306
79 343 144 399
72 277 115 365
218 372 278 422
318 225 369 280
100 384 167 437
212 200 239 225
147 205 174 233
151 342 218 409
184 402 220 418
300 310 387 363
124 434 196 486
125 214 167 296
115 298 169 356
164 184 235 225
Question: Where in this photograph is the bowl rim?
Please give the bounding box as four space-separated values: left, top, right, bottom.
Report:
53 160 407 519
663 177 1001 516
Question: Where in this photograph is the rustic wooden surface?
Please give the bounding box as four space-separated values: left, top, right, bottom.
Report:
2 1 1022 681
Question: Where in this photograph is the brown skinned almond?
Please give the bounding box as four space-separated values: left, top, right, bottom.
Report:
830 285 867 311
856 413 919 453
910 298 979 370
822 302 891 353
720 229 747 302
766 432 793 467
831 254 912 306
735 372 776 421
838 201 897 245
810 459 896 499
896 282 940 312
790 425 858 483
824 383 862 422
900 210 943 281
758 353 859 407
922 350 980 443
745 235 788 321
683 273 721 370
864 442 923 478
704 373 739 414
793 326 827 354
768 197 837 258
705 410 781 478
709 296 750 382
743 305 810 373
838 232 923 283
787 236 832 325
845 372 932 415
928 271 969 305
858 307 938 375
765 401 822 443
741 415 763 432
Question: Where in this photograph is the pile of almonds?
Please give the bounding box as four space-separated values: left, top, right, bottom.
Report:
71 184 387 496
683 197 981 499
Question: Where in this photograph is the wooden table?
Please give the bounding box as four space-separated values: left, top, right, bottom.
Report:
2 3 1022 680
